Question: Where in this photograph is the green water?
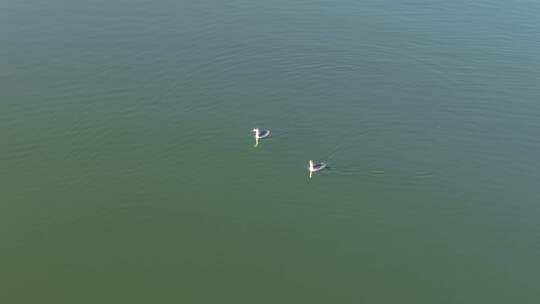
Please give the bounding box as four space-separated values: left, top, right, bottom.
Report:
2 0 540 302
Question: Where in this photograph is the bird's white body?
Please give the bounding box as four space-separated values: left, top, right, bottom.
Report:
253 128 270 139
308 160 327 178
252 128 270 147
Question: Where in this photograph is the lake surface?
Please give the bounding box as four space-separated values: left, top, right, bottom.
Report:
2 0 540 302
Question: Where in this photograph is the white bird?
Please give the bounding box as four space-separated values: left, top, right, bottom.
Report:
308 160 327 178
252 128 270 147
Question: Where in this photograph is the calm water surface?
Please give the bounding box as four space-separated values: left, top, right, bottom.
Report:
1 0 540 303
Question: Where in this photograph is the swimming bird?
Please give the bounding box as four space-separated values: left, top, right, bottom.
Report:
252 128 270 147
308 160 327 178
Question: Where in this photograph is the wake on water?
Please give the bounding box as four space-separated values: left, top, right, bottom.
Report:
312 131 384 177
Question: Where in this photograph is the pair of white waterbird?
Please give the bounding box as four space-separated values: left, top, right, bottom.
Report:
252 128 327 179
